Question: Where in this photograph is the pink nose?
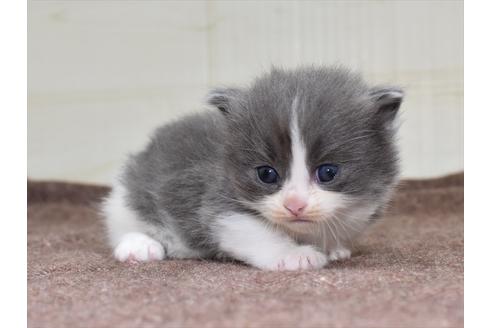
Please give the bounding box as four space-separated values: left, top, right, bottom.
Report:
283 196 307 216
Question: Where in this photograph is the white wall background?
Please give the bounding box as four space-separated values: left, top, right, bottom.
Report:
28 0 463 184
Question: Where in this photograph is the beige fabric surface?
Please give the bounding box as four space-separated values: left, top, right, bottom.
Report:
27 174 464 328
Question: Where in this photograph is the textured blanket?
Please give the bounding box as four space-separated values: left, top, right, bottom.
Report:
27 174 464 328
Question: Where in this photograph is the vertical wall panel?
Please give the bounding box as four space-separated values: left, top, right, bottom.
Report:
28 1 210 182
28 0 463 183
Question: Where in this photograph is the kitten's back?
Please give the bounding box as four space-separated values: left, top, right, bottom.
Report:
121 112 225 224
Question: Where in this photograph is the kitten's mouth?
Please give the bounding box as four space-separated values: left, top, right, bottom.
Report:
287 218 314 224
280 217 318 233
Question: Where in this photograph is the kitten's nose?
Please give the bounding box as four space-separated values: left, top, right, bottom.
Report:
283 195 307 216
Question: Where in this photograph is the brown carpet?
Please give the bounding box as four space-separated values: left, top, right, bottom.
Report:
27 174 464 328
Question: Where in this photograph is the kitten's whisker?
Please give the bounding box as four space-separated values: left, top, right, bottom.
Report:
331 214 351 242
332 214 356 249
319 221 329 252
334 214 364 235
328 216 342 247
340 215 367 230
320 221 327 253
322 218 338 243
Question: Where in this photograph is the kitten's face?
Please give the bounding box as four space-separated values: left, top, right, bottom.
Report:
210 67 402 233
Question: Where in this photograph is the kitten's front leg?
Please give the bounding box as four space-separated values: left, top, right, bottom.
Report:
215 213 327 271
328 246 351 261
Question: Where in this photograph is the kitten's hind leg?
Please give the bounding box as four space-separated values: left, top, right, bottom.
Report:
101 182 165 262
215 213 328 271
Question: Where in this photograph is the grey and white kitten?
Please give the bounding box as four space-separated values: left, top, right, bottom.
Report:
102 66 403 271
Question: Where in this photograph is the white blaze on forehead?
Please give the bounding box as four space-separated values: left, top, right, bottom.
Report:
285 96 310 197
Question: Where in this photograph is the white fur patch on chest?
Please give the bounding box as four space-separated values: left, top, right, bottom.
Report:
215 212 328 270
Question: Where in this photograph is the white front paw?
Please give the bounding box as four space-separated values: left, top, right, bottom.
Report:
114 232 165 262
265 246 328 271
328 247 351 261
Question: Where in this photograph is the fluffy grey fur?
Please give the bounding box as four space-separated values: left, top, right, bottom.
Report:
111 66 403 262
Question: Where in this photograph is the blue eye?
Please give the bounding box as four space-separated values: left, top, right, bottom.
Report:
316 164 339 183
257 166 279 184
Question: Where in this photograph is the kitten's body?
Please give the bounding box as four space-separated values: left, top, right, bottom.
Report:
103 66 403 270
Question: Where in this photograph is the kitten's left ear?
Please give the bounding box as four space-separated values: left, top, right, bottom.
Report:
369 87 404 126
206 88 242 114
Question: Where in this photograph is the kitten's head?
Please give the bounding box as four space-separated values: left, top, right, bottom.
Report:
208 67 403 233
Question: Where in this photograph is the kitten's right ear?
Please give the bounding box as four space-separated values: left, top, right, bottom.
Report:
206 88 242 114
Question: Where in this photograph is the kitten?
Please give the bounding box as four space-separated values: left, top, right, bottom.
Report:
102 66 403 271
